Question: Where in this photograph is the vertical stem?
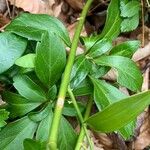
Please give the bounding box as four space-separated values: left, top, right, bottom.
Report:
68 86 93 149
48 0 93 149
75 96 93 150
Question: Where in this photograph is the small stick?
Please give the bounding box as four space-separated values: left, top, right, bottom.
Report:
12 0 16 18
5 0 11 18
141 0 145 48
146 0 150 7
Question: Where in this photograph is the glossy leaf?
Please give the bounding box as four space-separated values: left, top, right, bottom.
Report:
0 109 9 128
15 54 35 68
24 139 46 150
36 111 77 149
90 64 110 78
94 56 143 91
0 32 27 74
35 32 66 88
58 117 77 150
98 0 122 40
86 91 150 132
72 78 92 96
120 1 140 18
80 0 121 51
0 116 37 150
13 75 47 102
2 91 42 118
70 54 91 89
90 77 135 139
47 85 57 100
28 104 51 122
121 14 139 32
87 39 112 58
110 40 140 58
80 35 97 51
36 108 53 141
6 13 71 46
90 77 127 110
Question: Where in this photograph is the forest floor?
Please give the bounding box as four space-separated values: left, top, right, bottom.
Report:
0 0 150 149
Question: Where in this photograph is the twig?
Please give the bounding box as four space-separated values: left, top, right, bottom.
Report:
5 0 11 18
48 0 93 149
12 0 16 18
141 0 145 47
146 0 150 7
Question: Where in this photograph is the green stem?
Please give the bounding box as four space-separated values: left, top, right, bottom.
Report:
68 86 93 150
75 96 93 150
48 0 93 149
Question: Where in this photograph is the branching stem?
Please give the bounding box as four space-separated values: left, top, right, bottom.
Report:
68 86 93 150
75 96 93 150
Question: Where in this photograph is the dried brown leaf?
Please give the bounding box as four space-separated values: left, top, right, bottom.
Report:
0 13 10 29
0 0 7 13
134 109 150 150
64 0 83 11
8 0 54 14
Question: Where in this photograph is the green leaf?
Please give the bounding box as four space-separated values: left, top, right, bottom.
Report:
0 32 27 74
13 75 47 102
58 117 77 150
86 91 150 132
72 78 92 96
70 54 91 89
36 108 53 142
90 77 135 139
36 112 77 150
0 109 9 129
119 121 136 140
0 116 37 150
121 14 139 32
90 77 127 110
80 0 121 50
35 32 66 88
80 36 97 51
120 1 140 18
6 13 71 46
63 101 85 116
15 54 35 68
2 91 42 118
87 39 112 58
98 0 122 40
24 139 46 150
94 56 143 91
90 64 110 78
110 40 140 58
47 85 57 100
28 103 51 122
